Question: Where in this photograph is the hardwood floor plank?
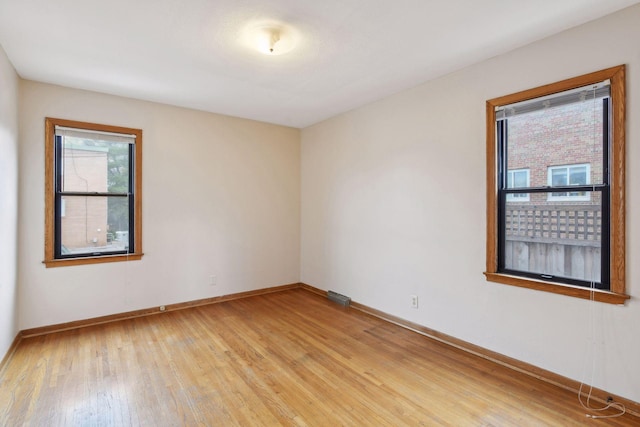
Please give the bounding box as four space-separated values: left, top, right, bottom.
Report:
1 288 637 426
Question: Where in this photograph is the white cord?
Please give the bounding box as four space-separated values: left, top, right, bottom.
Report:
577 279 626 419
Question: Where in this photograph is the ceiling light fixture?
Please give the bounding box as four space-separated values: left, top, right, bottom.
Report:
261 27 281 54
240 22 298 56
256 26 294 55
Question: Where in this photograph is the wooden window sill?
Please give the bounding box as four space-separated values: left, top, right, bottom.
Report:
484 272 630 305
44 253 143 268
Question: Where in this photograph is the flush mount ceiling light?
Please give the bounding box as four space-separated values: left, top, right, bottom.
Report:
240 22 299 56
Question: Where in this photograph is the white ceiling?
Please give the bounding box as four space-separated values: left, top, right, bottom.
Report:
0 0 638 128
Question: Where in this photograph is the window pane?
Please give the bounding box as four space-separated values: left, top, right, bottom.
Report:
503 191 602 283
569 166 587 185
513 170 528 188
506 99 605 187
507 170 530 201
60 195 129 255
61 137 130 194
546 164 590 201
551 168 568 186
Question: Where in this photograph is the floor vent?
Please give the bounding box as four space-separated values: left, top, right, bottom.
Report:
327 290 351 307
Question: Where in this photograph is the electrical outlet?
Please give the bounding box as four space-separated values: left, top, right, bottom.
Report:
410 295 418 309
209 275 217 286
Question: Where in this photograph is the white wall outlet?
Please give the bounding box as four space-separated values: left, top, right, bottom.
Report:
410 295 419 309
209 275 217 286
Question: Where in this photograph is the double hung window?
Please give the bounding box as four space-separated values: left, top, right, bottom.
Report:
485 66 627 303
44 118 143 267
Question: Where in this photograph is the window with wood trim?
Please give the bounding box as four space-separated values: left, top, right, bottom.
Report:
485 66 627 304
44 118 143 267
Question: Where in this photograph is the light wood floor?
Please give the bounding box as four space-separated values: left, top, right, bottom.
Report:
1 288 636 426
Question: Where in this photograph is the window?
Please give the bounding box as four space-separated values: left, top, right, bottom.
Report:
44 118 143 267
506 169 530 201
547 164 590 201
485 65 627 304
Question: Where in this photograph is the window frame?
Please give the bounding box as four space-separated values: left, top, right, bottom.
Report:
44 118 143 267
484 65 628 304
506 169 530 202
546 163 590 201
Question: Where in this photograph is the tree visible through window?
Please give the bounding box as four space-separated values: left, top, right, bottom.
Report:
44 118 143 267
485 66 627 304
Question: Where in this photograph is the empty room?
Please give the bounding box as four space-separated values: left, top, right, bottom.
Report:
1 0 640 425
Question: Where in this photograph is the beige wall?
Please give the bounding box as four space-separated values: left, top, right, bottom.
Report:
8 1 640 407
0 44 19 359
18 81 301 329
301 4 640 403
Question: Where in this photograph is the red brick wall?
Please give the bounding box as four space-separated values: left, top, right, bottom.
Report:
506 100 604 205
61 147 108 249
